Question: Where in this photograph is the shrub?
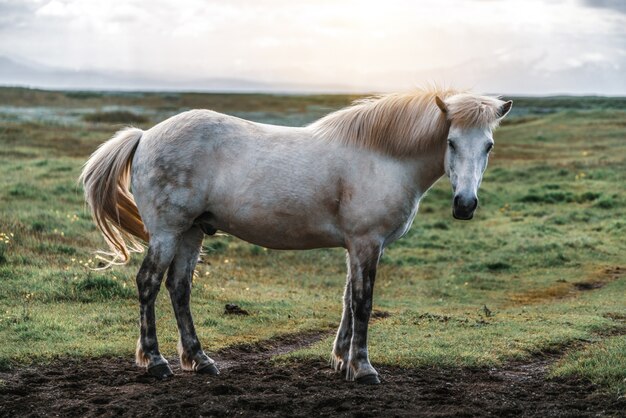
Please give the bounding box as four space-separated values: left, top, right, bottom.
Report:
595 196 617 209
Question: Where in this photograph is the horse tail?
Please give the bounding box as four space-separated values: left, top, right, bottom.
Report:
79 127 148 267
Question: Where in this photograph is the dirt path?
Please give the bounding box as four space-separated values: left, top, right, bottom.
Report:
1 327 624 417
212 329 334 370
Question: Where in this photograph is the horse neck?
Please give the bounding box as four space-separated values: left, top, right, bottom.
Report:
416 151 445 193
411 137 447 194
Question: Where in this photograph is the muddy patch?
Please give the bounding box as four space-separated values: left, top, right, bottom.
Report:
1 330 625 417
573 281 605 291
214 329 334 370
510 265 624 305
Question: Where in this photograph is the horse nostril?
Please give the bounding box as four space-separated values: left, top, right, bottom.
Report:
469 197 478 211
454 195 478 212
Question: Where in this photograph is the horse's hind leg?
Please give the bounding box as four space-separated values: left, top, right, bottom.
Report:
135 232 180 379
331 258 353 372
165 227 219 375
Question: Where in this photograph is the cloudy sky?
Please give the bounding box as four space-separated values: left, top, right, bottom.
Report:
0 0 625 94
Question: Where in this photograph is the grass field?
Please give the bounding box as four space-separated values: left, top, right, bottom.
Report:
0 88 624 396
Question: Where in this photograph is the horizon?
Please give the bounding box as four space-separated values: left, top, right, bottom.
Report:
1 0 625 95
2 84 626 98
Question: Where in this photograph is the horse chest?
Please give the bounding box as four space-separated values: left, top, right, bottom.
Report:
386 203 420 245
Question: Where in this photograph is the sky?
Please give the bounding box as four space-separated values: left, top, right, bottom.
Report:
0 0 625 94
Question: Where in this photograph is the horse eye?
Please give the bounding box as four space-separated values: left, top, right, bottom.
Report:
486 143 494 153
448 140 456 150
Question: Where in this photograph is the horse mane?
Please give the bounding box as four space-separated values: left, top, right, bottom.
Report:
309 88 505 156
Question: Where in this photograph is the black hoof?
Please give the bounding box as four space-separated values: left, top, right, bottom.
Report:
197 362 220 375
356 374 380 385
148 363 174 379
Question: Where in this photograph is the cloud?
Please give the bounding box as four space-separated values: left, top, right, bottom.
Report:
0 0 624 94
581 0 626 14
0 0 39 30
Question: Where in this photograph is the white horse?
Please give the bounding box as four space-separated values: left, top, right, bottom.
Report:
80 88 512 384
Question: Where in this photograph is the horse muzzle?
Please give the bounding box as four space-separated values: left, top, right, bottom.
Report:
452 194 478 220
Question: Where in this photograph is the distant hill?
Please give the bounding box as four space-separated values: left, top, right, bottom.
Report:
1 54 624 95
0 55 359 93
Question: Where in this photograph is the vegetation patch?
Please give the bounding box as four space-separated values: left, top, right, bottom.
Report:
72 275 135 302
594 196 618 209
83 110 148 124
552 334 626 396
485 261 512 271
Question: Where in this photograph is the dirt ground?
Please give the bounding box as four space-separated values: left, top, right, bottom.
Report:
1 330 624 418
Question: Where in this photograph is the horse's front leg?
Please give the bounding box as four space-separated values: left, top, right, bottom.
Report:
135 233 179 379
331 263 352 372
345 240 381 384
165 227 219 375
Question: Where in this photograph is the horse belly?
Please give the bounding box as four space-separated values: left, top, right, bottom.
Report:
229 227 342 250
209 202 344 250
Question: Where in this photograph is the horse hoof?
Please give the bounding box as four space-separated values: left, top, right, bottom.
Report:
197 362 220 375
356 374 380 385
148 363 174 379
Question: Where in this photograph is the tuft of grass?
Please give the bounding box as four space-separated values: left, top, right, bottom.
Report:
594 196 617 209
203 239 228 253
578 192 601 202
72 275 135 301
30 221 46 232
485 261 512 272
8 183 41 199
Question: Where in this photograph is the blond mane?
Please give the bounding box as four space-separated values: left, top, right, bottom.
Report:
310 88 505 156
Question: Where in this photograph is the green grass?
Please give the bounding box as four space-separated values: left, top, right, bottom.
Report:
0 87 625 395
552 333 626 397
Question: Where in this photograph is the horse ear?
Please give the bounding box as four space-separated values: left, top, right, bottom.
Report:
435 96 447 114
497 100 513 119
